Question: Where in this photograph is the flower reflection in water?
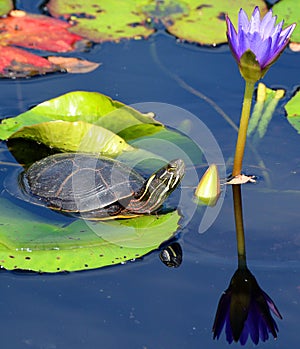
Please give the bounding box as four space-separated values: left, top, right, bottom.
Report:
212 266 282 345
212 185 282 345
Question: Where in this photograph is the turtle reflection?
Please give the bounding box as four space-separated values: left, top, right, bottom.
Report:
159 242 182 268
212 185 282 345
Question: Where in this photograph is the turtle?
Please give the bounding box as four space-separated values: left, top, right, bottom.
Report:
17 153 185 219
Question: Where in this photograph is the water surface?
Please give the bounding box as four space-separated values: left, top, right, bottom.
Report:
0 4 299 348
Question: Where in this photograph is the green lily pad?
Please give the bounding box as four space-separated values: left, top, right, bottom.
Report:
0 91 201 167
158 0 268 45
0 197 180 272
0 91 163 155
47 0 155 42
10 120 133 156
0 91 161 136
285 91 300 134
273 0 300 43
0 0 13 16
47 0 267 45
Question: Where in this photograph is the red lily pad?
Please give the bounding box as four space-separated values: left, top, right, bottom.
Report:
0 11 84 52
0 46 61 78
0 10 93 78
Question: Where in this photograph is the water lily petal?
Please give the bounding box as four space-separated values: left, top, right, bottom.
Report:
237 29 250 58
274 20 284 37
226 16 239 58
212 291 230 339
238 8 250 33
260 10 275 37
247 304 260 345
259 316 269 342
255 293 279 339
262 290 282 319
225 316 234 344
265 32 284 60
226 15 237 40
255 37 272 68
278 23 297 46
264 24 295 67
269 22 283 51
249 6 261 34
238 325 248 345
248 31 263 53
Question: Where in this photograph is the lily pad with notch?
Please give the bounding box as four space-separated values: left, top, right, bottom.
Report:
0 197 181 273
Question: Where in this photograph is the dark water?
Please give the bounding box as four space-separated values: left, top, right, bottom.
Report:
0 2 300 348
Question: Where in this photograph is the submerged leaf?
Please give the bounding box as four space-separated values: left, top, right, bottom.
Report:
248 84 285 142
47 56 100 73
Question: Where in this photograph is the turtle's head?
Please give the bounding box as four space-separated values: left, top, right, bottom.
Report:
151 159 185 193
129 159 185 213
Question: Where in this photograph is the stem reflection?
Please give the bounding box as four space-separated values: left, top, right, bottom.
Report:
212 185 282 345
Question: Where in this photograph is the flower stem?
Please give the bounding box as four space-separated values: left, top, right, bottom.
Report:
232 184 247 268
232 80 255 176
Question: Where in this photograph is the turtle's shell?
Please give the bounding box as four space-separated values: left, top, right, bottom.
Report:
21 153 144 214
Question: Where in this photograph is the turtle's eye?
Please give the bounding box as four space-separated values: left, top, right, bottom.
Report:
167 164 176 172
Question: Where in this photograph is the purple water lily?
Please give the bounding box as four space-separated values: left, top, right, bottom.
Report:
212 267 282 345
226 7 296 79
